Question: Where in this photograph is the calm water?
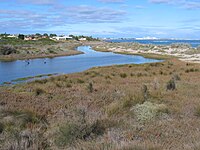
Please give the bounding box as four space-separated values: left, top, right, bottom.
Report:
0 46 162 84
106 39 200 47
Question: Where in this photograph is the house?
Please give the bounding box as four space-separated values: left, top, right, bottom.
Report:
7 34 18 38
52 36 73 41
24 37 33 41
79 38 87 41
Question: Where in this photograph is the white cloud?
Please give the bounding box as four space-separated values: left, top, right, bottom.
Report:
149 0 200 9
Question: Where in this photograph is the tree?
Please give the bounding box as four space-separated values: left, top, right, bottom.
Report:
50 34 57 37
35 33 41 37
18 34 25 40
43 33 48 37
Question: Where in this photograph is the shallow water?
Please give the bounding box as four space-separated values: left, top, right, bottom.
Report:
0 46 162 84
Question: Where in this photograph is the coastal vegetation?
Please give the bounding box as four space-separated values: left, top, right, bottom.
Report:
0 37 200 149
0 33 99 61
0 58 200 149
0 38 82 61
92 42 200 62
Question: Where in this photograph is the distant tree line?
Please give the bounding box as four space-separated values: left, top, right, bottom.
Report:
69 35 99 41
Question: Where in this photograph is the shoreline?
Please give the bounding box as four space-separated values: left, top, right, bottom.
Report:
0 41 83 62
0 41 200 63
92 42 200 63
0 50 83 62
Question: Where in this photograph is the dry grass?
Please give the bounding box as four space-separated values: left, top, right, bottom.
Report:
0 58 200 149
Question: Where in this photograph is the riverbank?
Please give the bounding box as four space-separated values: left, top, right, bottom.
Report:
0 59 200 149
92 42 200 63
1 40 199 63
0 39 83 61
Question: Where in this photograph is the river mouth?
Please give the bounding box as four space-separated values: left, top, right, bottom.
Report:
0 46 162 84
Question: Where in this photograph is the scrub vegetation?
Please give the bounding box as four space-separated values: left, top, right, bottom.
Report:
0 58 200 149
0 38 82 61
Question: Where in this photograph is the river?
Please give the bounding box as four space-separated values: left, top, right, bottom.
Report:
0 46 162 84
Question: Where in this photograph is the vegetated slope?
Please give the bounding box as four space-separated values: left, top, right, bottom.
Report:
0 38 82 61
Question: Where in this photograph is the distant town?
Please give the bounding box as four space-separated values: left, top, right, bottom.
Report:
0 33 99 41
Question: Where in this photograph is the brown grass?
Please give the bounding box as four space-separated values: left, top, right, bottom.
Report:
0 58 200 149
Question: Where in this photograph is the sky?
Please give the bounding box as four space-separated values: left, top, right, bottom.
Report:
0 0 200 39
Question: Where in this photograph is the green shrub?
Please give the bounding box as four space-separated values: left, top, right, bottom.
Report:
173 74 181 81
137 73 143 77
185 68 199 73
55 120 106 147
166 78 176 91
0 122 4 134
133 102 168 122
120 73 127 78
55 123 78 147
35 88 46 95
87 82 93 93
0 45 17 55
1 110 40 129
77 79 85 84
195 106 200 117
107 94 145 117
66 83 72 88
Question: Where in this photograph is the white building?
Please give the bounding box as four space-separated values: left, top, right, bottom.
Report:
52 36 73 41
7 34 18 38
79 38 87 41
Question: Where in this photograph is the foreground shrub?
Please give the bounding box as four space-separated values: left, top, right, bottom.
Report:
87 82 93 93
132 102 168 122
195 106 200 117
106 94 145 117
166 78 176 91
1 110 40 128
0 122 4 134
120 73 127 78
55 120 106 147
172 74 181 81
35 88 46 96
185 68 199 73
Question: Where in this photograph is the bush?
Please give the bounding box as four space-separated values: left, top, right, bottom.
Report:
0 45 17 55
133 102 168 122
172 74 181 81
87 82 93 93
195 106 200 117
185 68 199 73
55 120 106 147
77 79 85 84
120 73 127 78
35 88 46 95
1 110 40 129
0 122 4 134
166 78 176 91
55 123 79 147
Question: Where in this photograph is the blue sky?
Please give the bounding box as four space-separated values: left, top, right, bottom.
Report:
0 0 200 39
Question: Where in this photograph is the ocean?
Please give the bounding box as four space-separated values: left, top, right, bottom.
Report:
105 39 200 48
